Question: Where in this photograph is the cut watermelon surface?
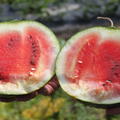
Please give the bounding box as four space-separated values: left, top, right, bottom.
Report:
56 27 120 104
0 21 60 95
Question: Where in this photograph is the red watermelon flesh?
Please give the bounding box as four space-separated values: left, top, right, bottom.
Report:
0 31 22 83
0 28 51 83
56 27 120 104
0 21 60 95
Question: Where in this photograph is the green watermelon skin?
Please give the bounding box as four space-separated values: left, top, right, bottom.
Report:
56 26 120 104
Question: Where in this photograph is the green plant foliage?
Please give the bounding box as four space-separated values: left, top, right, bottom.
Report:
22 96 65 120
0 0 119 21
0 89 119 120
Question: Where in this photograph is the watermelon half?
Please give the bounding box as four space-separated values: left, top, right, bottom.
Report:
0 21 60 95
56 27 120 104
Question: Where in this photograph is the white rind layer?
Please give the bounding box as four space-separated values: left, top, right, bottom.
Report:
0 21 60 95
56 27 120 104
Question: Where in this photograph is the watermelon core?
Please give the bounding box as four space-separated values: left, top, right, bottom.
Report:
56 27 120 104
0 27 51 83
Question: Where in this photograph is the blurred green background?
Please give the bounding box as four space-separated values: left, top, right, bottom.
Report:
0 0 120 120
0 89 106 120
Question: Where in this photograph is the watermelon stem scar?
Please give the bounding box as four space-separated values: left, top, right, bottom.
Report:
97 17 114 27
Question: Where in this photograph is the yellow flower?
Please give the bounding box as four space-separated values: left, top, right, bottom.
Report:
44 102 54 117
53 98 65 113
22 97 66 120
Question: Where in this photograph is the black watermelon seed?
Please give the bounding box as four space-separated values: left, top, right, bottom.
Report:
0 74 6 81
30 59 35 65
8 43 12 47
102 83 106 86
10 38 14 42
114 73 120 77
106 80 112 82
29 35 32 39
